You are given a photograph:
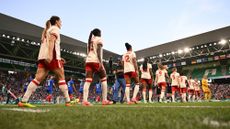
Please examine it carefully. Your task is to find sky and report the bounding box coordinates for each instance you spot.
[0,0,230,54]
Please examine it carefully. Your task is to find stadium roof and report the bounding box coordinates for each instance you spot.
[136,26,230,58]
[0,13,119,59]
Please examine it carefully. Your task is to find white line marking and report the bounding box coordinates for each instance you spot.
[1,108,50,113]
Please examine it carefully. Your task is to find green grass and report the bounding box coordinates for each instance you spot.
[0,102,230,129]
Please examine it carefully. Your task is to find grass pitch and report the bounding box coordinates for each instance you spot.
[0,102,229,129]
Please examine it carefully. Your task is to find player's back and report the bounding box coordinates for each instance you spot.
[170,72,180,86]
[140,63,152,79]
[86,36,103,63]
[179,76,187,88]
[188,79,195,89]
[122,51,136,73]
[156,69,167,83]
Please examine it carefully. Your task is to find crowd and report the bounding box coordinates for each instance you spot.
[210,83,230,100]
[0,70,229,104]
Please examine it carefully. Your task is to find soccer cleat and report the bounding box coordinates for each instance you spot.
[65,102,72,107]
[131,98,138,104]
[143,100,147,104]
[102,100,113,105]
[82,101,92,106]
[18,102,36,108]
[127,101,134,105]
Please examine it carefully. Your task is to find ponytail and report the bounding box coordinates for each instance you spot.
[41,20,51,43]
[143,58,148,71]
[87,31,93,54]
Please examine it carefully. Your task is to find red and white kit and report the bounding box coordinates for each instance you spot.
[37,26,63,70]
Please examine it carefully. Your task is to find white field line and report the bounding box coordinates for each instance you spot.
[1,108,50,113]
[97,105,230,108]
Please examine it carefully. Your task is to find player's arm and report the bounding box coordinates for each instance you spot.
[154,74,158,86]
[46,33,56,63]
[132,58,139,75]
[150,68,154,82]
[97,44,103,65]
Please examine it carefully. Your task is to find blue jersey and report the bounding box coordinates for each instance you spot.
[96,83,102,94]
[47,79,54,94]
[23,82,29,92]
[68,80,74,94]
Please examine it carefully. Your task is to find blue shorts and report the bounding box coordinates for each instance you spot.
[96,91,102,94]
[47,89,53,94]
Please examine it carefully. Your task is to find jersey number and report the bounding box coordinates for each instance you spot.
[125,55,131,62]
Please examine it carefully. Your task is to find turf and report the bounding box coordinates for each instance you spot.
[0,102,229,129]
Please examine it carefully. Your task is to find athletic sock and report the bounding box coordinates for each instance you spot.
[149,90,153,102]
[101,80,108,101]
[59,80,70,102]
[83,81,91,102]
[22,79,39,102]
[132,84,139,99]
[142,90,146,102]
[125,86,130,102]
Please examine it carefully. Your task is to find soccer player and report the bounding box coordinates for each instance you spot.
[82,28,112,106]
[67,77,77,101]
[18,16,71,107]
[122,43,140,104]
[194,78,201,101]
[155,64,169,102]
[179,73,188,102]
[140,58,153,103]
[45,75,55,103]
[188,76,195,102]
[95,82,102,102]
[202,75,211,101]
[170,67,180,102]
[112,58,126,104]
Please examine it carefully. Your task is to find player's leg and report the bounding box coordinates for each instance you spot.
[112,79,120,103]
[19,67,48,107]
[124,74,132,104]
[171,86,176,102]
[120,78,126,103]
[81,63,94,106]
[99,66,112,105]
[141,80,147,103]
[131,73,140,103]
[148,80,153,103]
[159,83,166,102]
[52,67,71,106]
[182,88,187,102]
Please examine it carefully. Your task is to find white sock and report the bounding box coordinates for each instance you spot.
[22,79,39,102]
[188,94,191,102]
[160,91,165,100]
[59,80,70,102]
[149,90,153,102]
[142,91,146,102]
[183,93,187,102]
[125,87,130,102]
[101,81,108,101]
[172,94,175,102]
[83,81,91,102]
[132,84,139,99]
[192,95,195,102]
